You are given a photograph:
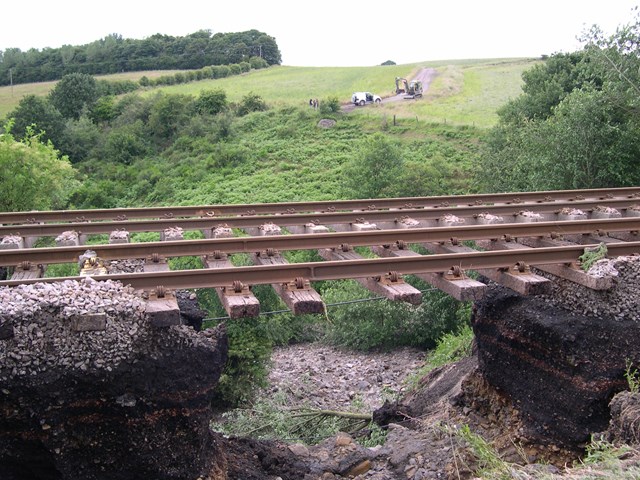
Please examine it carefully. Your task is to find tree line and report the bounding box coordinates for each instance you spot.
[0,29,281,86]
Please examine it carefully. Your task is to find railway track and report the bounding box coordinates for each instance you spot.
[1,187,639,318]
[0,197,638,238]
[1,186,639,225]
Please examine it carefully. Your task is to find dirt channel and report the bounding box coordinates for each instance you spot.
[341,67,437,112]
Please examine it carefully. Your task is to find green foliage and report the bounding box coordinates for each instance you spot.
[49,73,99,120]
[249,56,269,69]
[61,115,101,162]
[0,30,281,88]
[101,123,148,165]
[425,324,474,369]
[146,92,193,142]
[44,262,79,278]
[340,133,405,199]
[319,96,341,114]
[0,124,79,211]
[236,92,268,116]
[407,324,474,389]
[130,231,161,242]
[211,316,273,408]
[8,94,66,147]
[455,424,514,479]
[579,242,607,272]
[479,16,640,192]
[258,313,322,346]
[625,359,640,394]
[194,89,227,115]
[321,279,470,351]
[581,434,634,467]
[91,95,118,123]
[95,79,139,96]
[211,390,361,444]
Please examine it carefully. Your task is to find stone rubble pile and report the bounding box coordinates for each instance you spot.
[535,255,640,321]
[107,258,146,273]
[0,278,146,381]
[1,235,22,246]
[54,230,79,243]
[266,343,425,412]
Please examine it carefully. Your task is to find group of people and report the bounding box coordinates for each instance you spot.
[309,98,319,109]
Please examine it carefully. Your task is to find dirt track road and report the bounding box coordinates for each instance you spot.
[341,67,437,112]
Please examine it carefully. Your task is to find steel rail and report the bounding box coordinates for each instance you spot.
[1,198,638,238]
[2,187,640,224]
[2,242,639,290]
[1,217,639,267]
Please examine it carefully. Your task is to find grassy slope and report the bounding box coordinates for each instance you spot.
[0,58,536,126]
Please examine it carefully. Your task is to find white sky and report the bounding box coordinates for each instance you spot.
[1,1,637,67]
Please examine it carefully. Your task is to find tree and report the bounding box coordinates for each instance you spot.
[49,73,99,120]
[478,12,640,192]
[146,92,192,143]
[341,133,405,199]
[255,34,282,65]
[0,122,78,211]
[194,89,227,116]
[8,94,66,147]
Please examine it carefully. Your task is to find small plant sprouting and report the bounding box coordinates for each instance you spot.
[625,359,640,394]
[579,242,608,272]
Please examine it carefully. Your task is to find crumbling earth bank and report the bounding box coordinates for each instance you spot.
[0,280,228,480]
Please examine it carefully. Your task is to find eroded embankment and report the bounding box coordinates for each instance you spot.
[0,279,228,480]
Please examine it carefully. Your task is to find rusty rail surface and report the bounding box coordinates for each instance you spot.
[1,187,639,225]
[0,198,638,238]
[1,241,638,290]
[1,217,639,267]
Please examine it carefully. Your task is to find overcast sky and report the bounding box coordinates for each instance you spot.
[1,1,637,66]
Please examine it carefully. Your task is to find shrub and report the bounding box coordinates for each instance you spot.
[210,316,273,408]
[321,279,470,351]
[320,96,341,114]
[249,56,268,69]
[194,89,227,115]
[236,92,268,116]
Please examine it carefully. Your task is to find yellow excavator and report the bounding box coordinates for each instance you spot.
[395,77,423,99]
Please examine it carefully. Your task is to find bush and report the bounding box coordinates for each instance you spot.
[321,279,470,351]
[194,89,227,115]
[213,65,231,78]
[249,56,269,69]
[102,125,147,165]
[320,96,341,114]
[236,92,268,116]
[211,316,273,408]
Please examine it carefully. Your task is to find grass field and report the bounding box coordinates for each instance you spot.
[0,58,538,127]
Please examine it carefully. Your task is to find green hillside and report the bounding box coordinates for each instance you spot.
[0,58,536,126]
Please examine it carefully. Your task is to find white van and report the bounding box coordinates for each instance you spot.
[351,92,382,106]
